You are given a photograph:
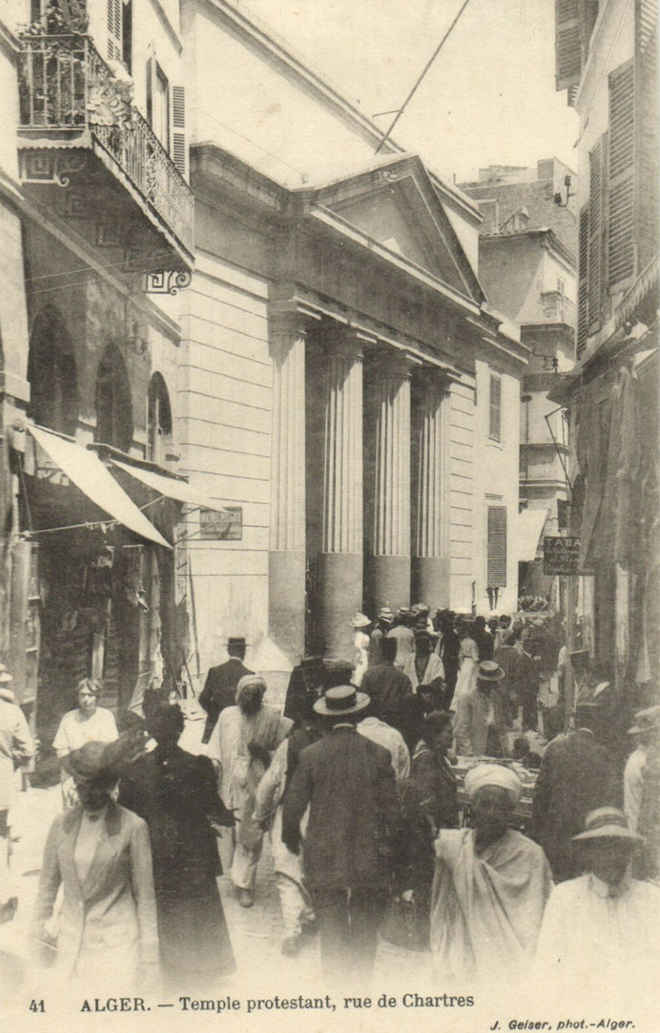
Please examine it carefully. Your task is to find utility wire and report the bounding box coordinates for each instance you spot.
[375,0,473,154]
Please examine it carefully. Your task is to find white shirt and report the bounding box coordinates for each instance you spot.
[74,809,106,882]
[536,871,660,979]
[357,716,410,783]
[52,707,118,756]
[624,745,647,833]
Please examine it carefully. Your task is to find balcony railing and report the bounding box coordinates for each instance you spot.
[18,35,193,256]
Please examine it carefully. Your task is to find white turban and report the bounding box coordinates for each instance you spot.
[235,674,267,703]
[464,763,522,806]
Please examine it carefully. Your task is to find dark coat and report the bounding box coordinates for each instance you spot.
[531,729,620,882]
[199,658,252,743]
[360,662,413,727]
[119,746,235,982]
[282,726,400,892]
[410,743,459,833]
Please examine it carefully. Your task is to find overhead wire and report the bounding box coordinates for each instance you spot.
[375,0,473,154]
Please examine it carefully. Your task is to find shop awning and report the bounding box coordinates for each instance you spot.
[28,426,171,549]
[516,508,548,562]
[111,459,224,511]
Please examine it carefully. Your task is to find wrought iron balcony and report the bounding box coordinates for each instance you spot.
[18,34,193,261]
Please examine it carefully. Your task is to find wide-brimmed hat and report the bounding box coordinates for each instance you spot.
[63,739,129,782]
[0,664,13,684]
[351,612,371,629]
[377,606,394,623]
[314,684,370,716]
[477,660,505,682]
[572,807,642,843]
[396,607,414,620]
[628,704,660,735]
[412,603,430,615]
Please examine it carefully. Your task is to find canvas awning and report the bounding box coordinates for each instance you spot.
[516,508,548,562]
[28,425,171,548]
[111,459,224,511]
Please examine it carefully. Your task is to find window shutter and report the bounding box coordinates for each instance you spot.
[146,57,154,128]
[107,0,122,61]
[555,0,581,90]
[489,374,502,441]
[635,0,658,271]
[171,85,186,177]
[577,204,590,357]
[608,60,635,287]
[587,138,605,329]
[487,506,507,588]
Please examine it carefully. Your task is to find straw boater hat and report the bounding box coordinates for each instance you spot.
[351,613,371,629]
[572,807,642,843]
[377,606,394,624]
[476,660,505,682]
[627,704,660,735]
[313,684,370,717]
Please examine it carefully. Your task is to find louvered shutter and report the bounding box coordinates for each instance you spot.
[635,0,658,271]
[489,374,502,441]
[577,204,589,357]
[588,139,605,329]
[487,506,507,588]
[555,0,581,90]
[107,0,122,61]
[608,60,635,286]
[146,57,154,128]
[171,85,186,176]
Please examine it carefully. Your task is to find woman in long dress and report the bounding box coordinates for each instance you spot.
[119,697,236,990]
[32,739,159,989]
[52,679,118,808]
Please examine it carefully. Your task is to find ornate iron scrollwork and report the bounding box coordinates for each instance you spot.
[143,270,192,295]
[20,150,87,187]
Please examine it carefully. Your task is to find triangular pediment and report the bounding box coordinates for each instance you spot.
[312,155,484,304]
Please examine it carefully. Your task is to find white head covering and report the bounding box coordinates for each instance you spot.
[464,763,522,807]
[235,674,267,703]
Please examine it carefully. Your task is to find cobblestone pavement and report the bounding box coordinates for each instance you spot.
[0,783,434,1004]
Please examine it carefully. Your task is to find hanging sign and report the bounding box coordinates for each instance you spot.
[543,536,580,575]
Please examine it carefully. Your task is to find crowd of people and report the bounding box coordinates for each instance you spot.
[1,602,659,994]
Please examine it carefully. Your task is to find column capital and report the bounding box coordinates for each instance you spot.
[322,322,365,362]
[369,349,422,381]
[412,363,452,399]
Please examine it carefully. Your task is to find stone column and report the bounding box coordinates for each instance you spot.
[411,372,450,608]
[366,352,418,615]
[268,313,307,665]
[318,330,364,660]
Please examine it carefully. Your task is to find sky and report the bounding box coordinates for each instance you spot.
[239,0,579,184]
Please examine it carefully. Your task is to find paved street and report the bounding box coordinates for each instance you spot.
[0,781,433,1006]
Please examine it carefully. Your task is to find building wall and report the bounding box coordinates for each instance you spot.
[478,235,576,326]
[473,359,521,614]
[176,245,271,679]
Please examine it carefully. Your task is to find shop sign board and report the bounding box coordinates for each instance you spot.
[543,536,580,575]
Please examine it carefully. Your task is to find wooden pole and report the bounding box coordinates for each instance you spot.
[564,573,577,731]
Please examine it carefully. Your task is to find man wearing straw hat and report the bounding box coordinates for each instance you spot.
[282,684,400,984]
[535,807,660,979]
[624,704,660,834]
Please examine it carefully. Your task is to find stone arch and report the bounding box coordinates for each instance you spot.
[27,305,78,435]
[147,371,173,464]
[95,343,133,452]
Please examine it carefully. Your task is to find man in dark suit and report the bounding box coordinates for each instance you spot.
[282,684,400,984]
[360,636,413,733]
[434,610,460,708]
[531,701,619,881]
[283,654,325,724]
[199,637,252,743]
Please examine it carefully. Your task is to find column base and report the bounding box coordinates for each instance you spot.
[366,554,411,618]
[269,550,306,667]
[411,556,450,610]
[318,551,363,661]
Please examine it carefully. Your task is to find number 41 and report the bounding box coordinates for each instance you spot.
[29,1000,45,1013]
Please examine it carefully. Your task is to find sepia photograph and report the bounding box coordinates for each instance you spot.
[0,0,658,1030]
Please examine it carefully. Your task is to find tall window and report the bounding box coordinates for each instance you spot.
[107,0,132,70]
[147,373,173,465]
[28,306,78,436]
[489,373,502,441]
[147,61,170,150]
[95,344,133,452]
[487,505,507,589]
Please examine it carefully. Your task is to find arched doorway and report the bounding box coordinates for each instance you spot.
[147,371,173,465]
[27,305,78,434]
[95,343,133,452]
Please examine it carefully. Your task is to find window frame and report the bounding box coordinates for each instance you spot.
[488,372,502,442]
